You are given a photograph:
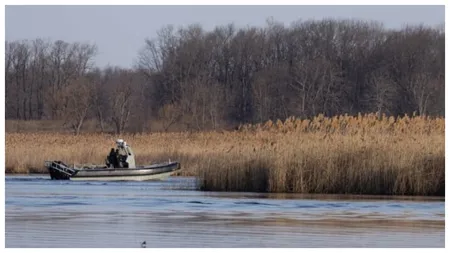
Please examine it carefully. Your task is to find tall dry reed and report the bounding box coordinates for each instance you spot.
[5,113,445,196]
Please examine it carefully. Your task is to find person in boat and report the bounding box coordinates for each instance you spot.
[117,140,129,168]
[106,139,136,169]
[122,141,136,168]
[106,148,118,168]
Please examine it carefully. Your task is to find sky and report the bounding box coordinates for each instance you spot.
[5,5,445,69]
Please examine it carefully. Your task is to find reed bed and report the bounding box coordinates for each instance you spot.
[5,113,445,196]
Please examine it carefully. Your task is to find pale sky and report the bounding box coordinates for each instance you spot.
[5,5,445,68]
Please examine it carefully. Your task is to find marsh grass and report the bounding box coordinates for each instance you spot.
[5,113,445,196]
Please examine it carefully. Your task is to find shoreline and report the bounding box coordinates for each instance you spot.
[5,173,445,200]
[6,115,445,196]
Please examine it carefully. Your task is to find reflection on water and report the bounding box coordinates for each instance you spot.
[5,175,445,248]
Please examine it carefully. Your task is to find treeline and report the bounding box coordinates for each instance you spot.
[5,18,445,134]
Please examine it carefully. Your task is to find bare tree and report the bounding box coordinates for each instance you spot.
[46,40,97,119]
[87,68,108,133]
[59,77,93,135]
[364,71,397,117]
[107,69,135,135]
[5,41,18,119]
[252,65,291,122]
[4,18,446,134]
[29,39,51,119]
[158,103,182,132]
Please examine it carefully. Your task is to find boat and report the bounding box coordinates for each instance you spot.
[44,139,181,181]
[45,160,181,181]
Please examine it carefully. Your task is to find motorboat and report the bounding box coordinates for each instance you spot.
[45,139,181,181]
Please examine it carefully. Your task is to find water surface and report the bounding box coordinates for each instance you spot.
[5,175,445,248]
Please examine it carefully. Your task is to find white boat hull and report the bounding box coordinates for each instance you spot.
[70,170,175,181]
[45,160,181,181]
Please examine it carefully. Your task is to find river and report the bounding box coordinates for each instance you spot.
[5,175,445,248]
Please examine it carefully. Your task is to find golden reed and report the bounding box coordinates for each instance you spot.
[5,113,445,196]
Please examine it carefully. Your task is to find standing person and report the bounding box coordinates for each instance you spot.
[115,139,128,168]
[123,141,136,168]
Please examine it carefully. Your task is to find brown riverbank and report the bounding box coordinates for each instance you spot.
[5,114,445,196]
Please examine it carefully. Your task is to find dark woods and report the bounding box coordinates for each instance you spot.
[5,19,445,134]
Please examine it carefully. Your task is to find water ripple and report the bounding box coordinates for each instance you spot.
[5,175,445,248]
